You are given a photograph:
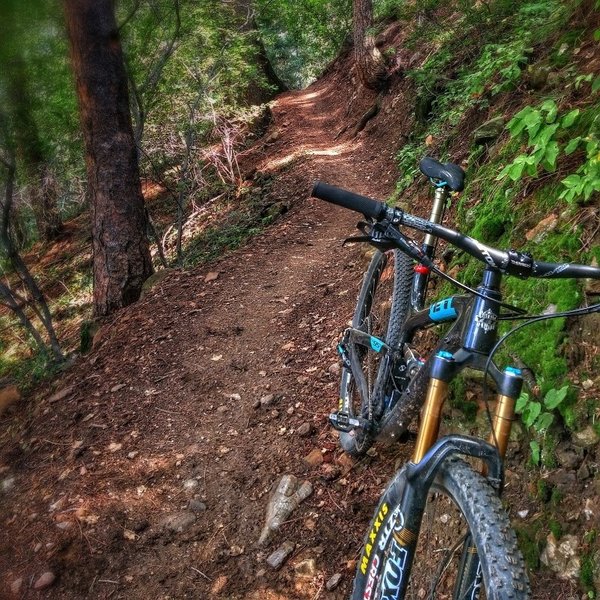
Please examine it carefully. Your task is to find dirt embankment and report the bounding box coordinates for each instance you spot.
[0,23,595,600]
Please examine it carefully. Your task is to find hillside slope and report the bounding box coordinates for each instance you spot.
[2,3,600,599]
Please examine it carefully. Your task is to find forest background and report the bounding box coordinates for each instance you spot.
[0,0,599,597]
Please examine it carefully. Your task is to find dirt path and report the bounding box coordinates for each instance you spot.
[1,59,412,600]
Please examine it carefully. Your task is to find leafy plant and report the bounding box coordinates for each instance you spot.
[516,385,570,463]
[498,101,577,180]
[498,98,600,203]
[516,385,569,433]
[559,113,600,203]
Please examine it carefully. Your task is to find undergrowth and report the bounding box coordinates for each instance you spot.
[389,0,599,474]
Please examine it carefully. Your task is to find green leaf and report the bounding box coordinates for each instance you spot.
[523,401,541,427]
[532,123,559,147]
[515,392,529,413]
[542,141,559,171]
[524,111,543,140]
[594,28,600,42]
[564,137,582,154]
[593,76,600,94]
[530,440,540,465]
[532,146,546,162]
[541,99,558,124]
[509,161,527,181]
[562,174,582,188]
[544,385,569,409]
[526,157,538,176]
[535,412,554,432]
[561,109,580,128]
[507,107,533,137]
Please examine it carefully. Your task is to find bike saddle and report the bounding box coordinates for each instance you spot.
[419,157,465,192]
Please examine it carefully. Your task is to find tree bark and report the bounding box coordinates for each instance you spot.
[353,0,387,90]
[64,0,153,317]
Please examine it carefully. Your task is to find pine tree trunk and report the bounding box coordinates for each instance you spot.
[353,0,387,90]
[64,0,153,317]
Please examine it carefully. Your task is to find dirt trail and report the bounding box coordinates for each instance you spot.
[1,60,411,599]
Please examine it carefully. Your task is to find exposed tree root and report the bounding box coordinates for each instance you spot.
[352,91,384,137]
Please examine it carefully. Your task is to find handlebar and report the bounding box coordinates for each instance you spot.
[311,181,387,221]
[311,180,600,281]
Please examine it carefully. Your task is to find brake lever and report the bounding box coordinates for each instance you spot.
[342,220,382,246]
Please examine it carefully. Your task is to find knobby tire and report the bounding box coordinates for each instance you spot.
[351,458,530,600]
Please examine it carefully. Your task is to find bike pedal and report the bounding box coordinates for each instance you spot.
[329,411,365,433]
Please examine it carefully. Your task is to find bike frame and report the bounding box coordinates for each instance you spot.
[355,265,524,599]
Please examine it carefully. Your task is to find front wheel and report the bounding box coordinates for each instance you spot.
[351,458,530,600]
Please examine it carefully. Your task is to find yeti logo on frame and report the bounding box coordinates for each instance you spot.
[475,308,497,333]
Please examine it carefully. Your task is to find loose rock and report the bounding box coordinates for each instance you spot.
[582,379,594,391]
[34,571,56,590]
[540,533,580,581]
[473,116,506,144]
[183,478,199,491]
[573,426,600,449]
[267,541,295,569]
[326,573,343,591]
[188,499,207,513]
[297,422,312,437]
[48,386,72,403]
[10,578,23,595]
[260,394,276,407]
[1,476,15,494]
[525,214,558,242]
[258,474,313,545]
[304,448,324,467]
[577,462,591,481]
[162,511,196,533]
[327,363,340,375]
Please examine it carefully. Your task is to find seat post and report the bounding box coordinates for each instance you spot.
[425,185,450,247]
[410,185,450,311]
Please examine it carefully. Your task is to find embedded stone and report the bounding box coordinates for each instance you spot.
[294,558,316,578]
[326,573,343,591]
[162,511,196,533]
[267,541,295,570]
[33,571,56,590]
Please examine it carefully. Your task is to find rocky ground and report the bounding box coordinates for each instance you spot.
[1,36,599,600]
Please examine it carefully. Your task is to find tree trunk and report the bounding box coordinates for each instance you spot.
[232,0,287,105]
[353,0,387,90]
[64,0,153,317]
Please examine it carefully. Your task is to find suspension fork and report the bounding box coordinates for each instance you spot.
[455,367,523,599]
[411,352,523,599]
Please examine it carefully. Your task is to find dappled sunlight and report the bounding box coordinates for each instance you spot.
[261,141,360,172]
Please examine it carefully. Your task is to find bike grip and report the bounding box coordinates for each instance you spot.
[312,181,387,220]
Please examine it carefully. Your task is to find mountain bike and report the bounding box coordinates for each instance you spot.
[311,158,600,599]
[328,157,464,458]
